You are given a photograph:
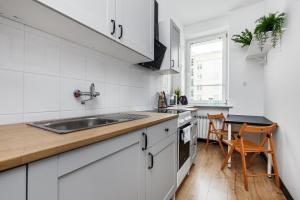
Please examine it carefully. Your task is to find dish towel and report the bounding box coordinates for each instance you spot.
[182,125,192,144]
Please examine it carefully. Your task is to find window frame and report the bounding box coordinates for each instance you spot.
[185,32,228,105]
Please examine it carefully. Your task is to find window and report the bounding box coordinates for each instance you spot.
[186,33,228,104]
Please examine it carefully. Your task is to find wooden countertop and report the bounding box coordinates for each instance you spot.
[0,112,178,172]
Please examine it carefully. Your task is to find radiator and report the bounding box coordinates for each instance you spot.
[197,116,222,140]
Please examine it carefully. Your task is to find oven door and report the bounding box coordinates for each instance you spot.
[178,123,192,170]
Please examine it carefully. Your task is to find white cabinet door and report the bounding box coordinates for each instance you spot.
[36,0,116,38]
[28,130,146,200]
[145,133,177,200]
[170,21,180,73]
[116,0,153,58]
[0,166,26,200]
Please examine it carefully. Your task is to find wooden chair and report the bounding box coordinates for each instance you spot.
[221,123,279,191]
[205,113,228,157]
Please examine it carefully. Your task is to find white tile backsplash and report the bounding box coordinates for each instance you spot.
[25,27,60,76]
[61,40,86,79]
[0,69,23,114]
[0,21,24,71]
[24,73,60,113]
[0,15,162,125]
[24,111,60,123]
[104,83,120,108]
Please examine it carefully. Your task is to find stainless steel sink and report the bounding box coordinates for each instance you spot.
[28,113,149,134]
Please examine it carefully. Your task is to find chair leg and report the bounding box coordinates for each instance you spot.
[248,153,258,169]
[205,131,211,151]
[217,135,227,157]
[240,151,249,191]
[269,137,280,188]
[221,145,234,170]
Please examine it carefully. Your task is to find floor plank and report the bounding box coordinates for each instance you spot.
[176,142,285,200]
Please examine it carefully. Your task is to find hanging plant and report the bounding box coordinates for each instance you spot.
[254,12,286,48]
[231,29,253,47]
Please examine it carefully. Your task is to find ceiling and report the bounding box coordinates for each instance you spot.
[157,0,263,26]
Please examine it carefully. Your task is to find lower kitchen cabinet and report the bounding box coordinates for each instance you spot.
[27,130,146,200]
[0,166,27,200]
[145,133,177,200]
[18,119,177,200]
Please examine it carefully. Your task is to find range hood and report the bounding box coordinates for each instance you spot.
[139,1,166,70]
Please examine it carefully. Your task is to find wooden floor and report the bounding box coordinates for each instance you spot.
[176,142,285,200]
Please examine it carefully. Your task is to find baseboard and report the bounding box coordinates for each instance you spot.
[259,153,294,200]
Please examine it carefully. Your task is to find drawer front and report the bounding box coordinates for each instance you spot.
[146,119,177,148]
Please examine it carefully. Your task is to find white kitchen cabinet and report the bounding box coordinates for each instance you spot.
[27,130,146,200]
[0,166,27,200]
[116,0,154,58]
[159,18,181,74]
[145,133,177,200]
[36,0,116,39]
[0,0,154,63]
[25,119,178,200]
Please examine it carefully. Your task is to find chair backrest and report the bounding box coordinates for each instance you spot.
[207,113,226,131]
[239,123,277,137]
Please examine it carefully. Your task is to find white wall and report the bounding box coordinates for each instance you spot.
[228,2,265,115]
[0,16,165,125]
[264,0,300,199]
[183,2,265,115]
[184,16,229,40]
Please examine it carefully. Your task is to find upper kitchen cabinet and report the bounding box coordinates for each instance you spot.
[159,18,181,74]
[36,0,116,39]
[0,0,154,63]
[116,0,154,59]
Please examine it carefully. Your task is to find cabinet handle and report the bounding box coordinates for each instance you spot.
[111,20,116,35]
[171,60,174,67]
[148,153,154,169]
[142,132,148,151]
[118,24,123,39]
[165,128,169,132]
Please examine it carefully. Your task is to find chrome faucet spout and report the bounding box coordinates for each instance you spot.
[73,83,100,104]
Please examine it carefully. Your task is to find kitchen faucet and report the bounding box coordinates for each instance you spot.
[73,83,100,104]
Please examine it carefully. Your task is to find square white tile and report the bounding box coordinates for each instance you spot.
[0,69,23,114]
[25,27,60,76]
[86,51,106,82]
[104,83,119,108]
[24,73,60,113]
[104,59,120,84]
[119,85,132,107]
[0,22,24,71]
[61,40,86,79]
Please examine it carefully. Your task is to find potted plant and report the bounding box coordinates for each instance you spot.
[174,87,181,104]
[254,12,286,48]
[231,29,253,47]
